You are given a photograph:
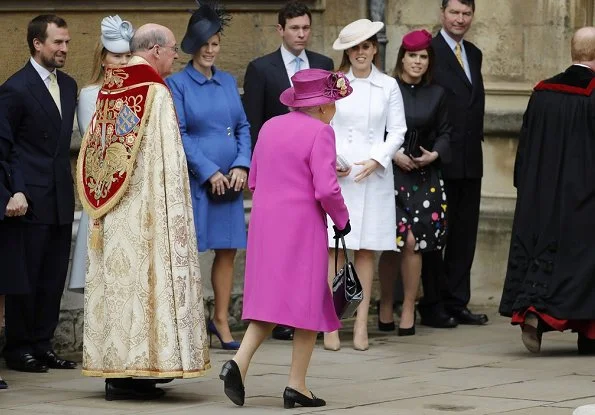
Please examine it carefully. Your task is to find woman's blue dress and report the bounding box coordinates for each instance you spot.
[167,63,251,252]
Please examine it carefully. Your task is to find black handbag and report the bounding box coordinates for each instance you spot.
[332,234,363,319]
[403,129,421,158]
[205,173,243,203]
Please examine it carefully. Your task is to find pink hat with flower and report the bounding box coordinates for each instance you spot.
[402,29,433,51]
[279,69,353,108]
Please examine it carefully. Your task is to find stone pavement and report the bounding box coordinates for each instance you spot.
[1,309,594,415]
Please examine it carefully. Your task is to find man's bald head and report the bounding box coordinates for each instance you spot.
[571,27,595,65]
[130,23,178,77]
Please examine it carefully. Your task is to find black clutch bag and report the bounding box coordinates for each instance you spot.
[403,129,421,158]
[205,173,243,203]
[332,234,363,319]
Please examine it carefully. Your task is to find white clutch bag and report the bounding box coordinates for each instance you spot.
[336,154,351,171]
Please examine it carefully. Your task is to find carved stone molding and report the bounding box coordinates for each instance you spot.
[0,0,326,12]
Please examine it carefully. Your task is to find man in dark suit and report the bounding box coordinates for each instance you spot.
[242,1,333,340]
[0,14,78,372]
[419,0,488,327]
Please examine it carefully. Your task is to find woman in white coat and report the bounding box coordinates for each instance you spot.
[68,16,133,292]
[325,19,407,351]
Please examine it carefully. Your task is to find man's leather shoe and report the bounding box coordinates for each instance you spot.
[35,350,77,369]
[272,325,294,341]
[419,311,458,328]
[6,353,48,373]
[577,334,595,355]
[451,308,489,325]
[105,379,165,401]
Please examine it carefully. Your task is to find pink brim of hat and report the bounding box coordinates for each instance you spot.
[279,88,338,108]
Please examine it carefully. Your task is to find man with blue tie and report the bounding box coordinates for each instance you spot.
[242,1,334,341]
[0,14,78,372]
[418,0,488,328]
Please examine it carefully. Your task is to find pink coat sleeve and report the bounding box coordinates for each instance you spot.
[309,124,349,229]
[248,146,257,192]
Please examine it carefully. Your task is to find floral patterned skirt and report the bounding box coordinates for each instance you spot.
[394,164,447,253]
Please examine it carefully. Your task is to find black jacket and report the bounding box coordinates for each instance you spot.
[431,33,485,179]
[0,61,77,225]
[242,48,334,150]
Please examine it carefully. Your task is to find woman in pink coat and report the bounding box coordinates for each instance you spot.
[219,69,352,409]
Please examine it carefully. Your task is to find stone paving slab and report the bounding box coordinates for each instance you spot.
[0,310,593,414]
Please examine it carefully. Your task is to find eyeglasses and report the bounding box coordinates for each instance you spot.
[149,44,179,53]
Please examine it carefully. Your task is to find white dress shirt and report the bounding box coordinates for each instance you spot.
[280,44,310,85]
[440,28,472,83]
[30,57,58,89]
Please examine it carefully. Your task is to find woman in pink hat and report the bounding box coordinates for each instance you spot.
[378,29,452,336]
[219,69,352,409]
[325,19,407,352]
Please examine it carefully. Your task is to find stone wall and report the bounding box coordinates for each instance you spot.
[1,0,594,352]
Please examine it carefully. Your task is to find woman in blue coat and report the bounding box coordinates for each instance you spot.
[167,4,251,350]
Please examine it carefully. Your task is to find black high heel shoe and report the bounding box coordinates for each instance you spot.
[398,325,415,336]
[219,360,245,406]
[376,300,396,331]
[283,386,326,409]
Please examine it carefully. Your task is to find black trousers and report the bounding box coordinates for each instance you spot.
[4,223,72,358]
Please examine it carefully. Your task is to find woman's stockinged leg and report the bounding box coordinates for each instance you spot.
[233,321,276,382]
[324,249,343,351]
[353,249,375,350]
[287,328,318,396]
[400,231,421,330]
[212,249,237,343]
[378,251,399,324]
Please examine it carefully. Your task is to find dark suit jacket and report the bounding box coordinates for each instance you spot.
[0,61,77,224]
[431,33,485,179]
[242,48,334,149]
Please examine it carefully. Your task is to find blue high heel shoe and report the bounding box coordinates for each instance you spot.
[208,320,240,350]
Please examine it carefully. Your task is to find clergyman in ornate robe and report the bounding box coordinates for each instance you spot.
[77,56,210,379]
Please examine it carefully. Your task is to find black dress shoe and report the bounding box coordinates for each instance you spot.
[398,325,415,336]
[35,350,77,369]
[105,379,165,401]
[0,378,7,389]
[451,308,489,325]
[419,311,458,328]
[6,353,48,373]
[283,386,326,409]
[220,360,245,406]
[577,334,595,355]
[272,325,294,341]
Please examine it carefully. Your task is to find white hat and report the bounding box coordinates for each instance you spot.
[100,15,134,54]
[332,19,384,50]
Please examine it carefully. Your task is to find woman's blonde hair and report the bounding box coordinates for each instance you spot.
[87,39,109,86]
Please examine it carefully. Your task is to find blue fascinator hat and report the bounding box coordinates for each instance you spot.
[100,15,134,54]
[181,1,231,55]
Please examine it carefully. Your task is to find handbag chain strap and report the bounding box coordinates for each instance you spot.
[334,234,350,275]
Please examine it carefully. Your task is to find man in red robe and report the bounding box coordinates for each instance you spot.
[499,27,595,355]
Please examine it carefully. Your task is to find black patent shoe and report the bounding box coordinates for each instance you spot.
[578,334,595,355]
[451,308,489,325]
[419,311,458,328]
[34,350,77,369]
[5,353,48,373]
[105,379,165,401]
[283,387,326,409]
[220,360,245,406]
[272,325,294,341]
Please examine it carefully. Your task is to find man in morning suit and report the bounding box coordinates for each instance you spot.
[419,0,488,327]
[242,1,334,341]
[0,14,78,372]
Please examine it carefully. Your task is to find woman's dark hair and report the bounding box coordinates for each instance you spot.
[337,35,380,73]
[392,44,434,85]
[27,14,67,55]
[278,1,312,28]
[441,0,475,12]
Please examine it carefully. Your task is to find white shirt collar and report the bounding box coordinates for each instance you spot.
[440,28,465,51]
[346,64,384,87]
[573,63,592,70]
[30,57,57,85]
[280,44,308,67]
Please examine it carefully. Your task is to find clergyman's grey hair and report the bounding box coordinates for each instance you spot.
[129,29,168,53]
